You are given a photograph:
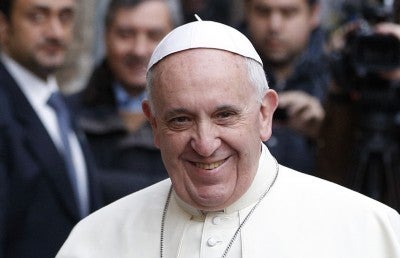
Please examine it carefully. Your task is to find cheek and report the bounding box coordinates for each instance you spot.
[158,130,191,158]
[288,23,311,45]
[248,19,265,37]
[107,38,128,57]
[18,30,38,47]
[63,26,74,40]
[159,132,184,150]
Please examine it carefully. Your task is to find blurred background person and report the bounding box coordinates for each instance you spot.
[240,0,330,174]
[0,0,103,257]
[72,0,178,205]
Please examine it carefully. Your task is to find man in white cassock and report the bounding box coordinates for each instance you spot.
[56,19,400,258]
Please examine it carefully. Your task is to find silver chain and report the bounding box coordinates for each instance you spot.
[160,159,279,258]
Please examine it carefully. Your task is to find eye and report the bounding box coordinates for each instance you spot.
[148,29,168,42]
[253,5,271,18]
[115,28,134,39]
[59,9,75,25]
[167,116,193,131]
[216,111,235,119]
[214,110,239,125]
[28,11,46,23]
[281,8,298,18]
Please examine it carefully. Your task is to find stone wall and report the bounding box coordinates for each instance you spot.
[58,0,97,94]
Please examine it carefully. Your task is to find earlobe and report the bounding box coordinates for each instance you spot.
[142,100,157,129]
[259,90,278,141]
[142,100,160,148]
[0,13,9,45]
[310,4,321,30]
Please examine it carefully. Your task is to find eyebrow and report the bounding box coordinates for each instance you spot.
[214,105,241,113]
[163,105,242,118]
[28,4,75,13]
[163,108,191,119]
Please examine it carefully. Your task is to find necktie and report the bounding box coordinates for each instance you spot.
[47,92,88,217]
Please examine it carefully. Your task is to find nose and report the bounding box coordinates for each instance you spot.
[190,121,221,157]
[131,33,152,58]
[268,12,283,32]
[46,18,65,39]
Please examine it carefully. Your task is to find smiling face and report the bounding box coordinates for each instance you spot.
[105,0,172,95]
[143,49,278,211]
[0,0,76,79]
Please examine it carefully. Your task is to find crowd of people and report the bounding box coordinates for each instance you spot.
[1,0,400,257]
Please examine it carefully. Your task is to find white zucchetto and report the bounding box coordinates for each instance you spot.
[147,20,262,70]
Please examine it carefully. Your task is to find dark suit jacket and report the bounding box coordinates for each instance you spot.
[0,61,103,258]
[72,59,167,205]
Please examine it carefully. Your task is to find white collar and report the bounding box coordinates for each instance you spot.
[1,53,59,106]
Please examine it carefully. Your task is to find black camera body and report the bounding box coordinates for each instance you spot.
[350,32,400,73]
[331,30,400,117]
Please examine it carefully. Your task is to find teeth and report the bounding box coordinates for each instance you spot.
[195,160,224,170]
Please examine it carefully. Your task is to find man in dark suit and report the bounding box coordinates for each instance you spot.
[0,0,102,258]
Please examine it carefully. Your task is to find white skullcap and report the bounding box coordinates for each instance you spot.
[147,20,262,70]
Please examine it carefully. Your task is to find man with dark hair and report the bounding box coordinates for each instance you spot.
[242,0,329,174]
[73,0,175,204]
[0,0,102,257]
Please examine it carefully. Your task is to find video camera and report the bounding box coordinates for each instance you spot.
[331,0,400,93]
[329,0,400,210]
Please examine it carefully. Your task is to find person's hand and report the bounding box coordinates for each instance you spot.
[325,20,360,53]
[374,22,400,39]
[277,90,325,139]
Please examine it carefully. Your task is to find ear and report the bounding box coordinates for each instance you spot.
[309,3,321,30]
[243,0,252,20]
[0,12,9,46]
[259,89,278,141]
[142,100,160,148]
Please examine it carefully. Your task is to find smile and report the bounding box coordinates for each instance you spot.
[194,159,226,170]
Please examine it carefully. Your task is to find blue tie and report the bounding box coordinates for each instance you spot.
[47,92,87,217]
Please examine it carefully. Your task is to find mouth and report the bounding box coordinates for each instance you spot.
[124,63,146,74]
[193,159,227,170]
[41,41,65,52]
[265,40,282,49]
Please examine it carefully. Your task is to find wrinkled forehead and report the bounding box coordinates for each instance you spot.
[10,0,77,15]
[156,47,245,69]
[150,48,254,102]
[150,48,250,91]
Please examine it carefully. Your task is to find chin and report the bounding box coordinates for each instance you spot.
[39,61,64,73]
[193,187,231,209]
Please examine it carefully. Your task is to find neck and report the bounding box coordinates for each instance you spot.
[119,83,145,97]
[3,50,52,82]
[273,65,294,85]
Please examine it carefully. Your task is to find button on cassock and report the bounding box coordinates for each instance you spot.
[207,237,221,247]
[212,216,222,225]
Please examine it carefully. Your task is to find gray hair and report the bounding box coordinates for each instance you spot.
[146,55,269,114]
